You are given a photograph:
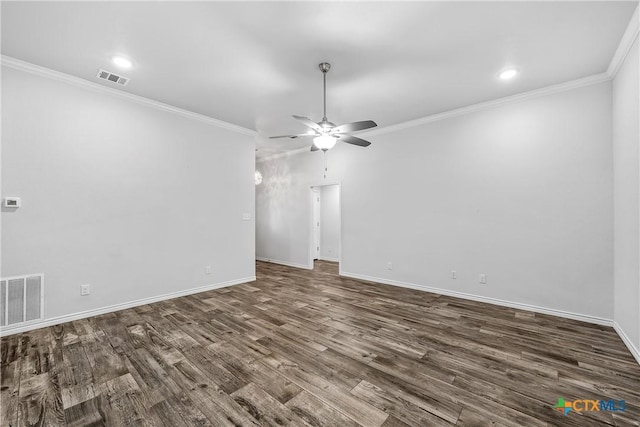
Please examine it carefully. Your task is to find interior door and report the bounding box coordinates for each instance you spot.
[312,188,321,260]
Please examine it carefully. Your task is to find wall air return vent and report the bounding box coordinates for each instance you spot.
[96,69,130,86]
[1,274,44,328]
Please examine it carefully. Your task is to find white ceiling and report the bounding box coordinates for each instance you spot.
[2,1,636,159]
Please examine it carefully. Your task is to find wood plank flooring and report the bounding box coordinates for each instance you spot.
[1,260,639,426]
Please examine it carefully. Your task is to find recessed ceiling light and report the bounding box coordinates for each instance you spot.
[111,56,133,69]
[498,68,519,80]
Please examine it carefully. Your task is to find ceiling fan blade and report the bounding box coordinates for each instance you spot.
[337,134,371,147]
[269,134,309,139]
[292,115,322,131]
[331,120,377,134]
[310,144,319,152]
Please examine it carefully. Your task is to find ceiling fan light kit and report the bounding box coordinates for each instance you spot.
[313,134,337,150]
[270,62,377,152]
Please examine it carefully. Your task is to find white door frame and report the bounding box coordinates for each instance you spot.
[308,182,342,272]
[312,188,321,261]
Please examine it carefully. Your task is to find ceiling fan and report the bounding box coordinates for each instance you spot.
[270,62,377,152]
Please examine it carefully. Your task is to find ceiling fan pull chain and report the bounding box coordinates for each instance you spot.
[324,151,328,179]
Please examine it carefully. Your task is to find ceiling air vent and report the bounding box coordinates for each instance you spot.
[96,69,129,86]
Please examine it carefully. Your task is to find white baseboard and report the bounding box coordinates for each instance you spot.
[339,271,614,327]
[613,321,640,366]
[319,257,339,263]
[0,276,256,337]
[256,257,312,270]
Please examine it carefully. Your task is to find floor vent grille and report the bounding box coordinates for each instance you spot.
[0,274,44,327]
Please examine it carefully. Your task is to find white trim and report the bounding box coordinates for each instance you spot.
[359,73,611,138]
[337,184,343,277]
[319,257,339,263]
[607,5,640,78]
[309,182,343,272]
[310,187,321,268]
[257,147,309,163]
[1,55,257,137]
[0,276,256,337]
[255,257,312,270]
[340,271,614,327]
[613,321,640,366]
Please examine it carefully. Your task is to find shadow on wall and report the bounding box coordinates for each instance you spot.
[256,160,299,256]
[257,160,291,207]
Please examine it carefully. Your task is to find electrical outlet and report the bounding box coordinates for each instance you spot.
[205,265,212,275]
[451,270,457,279]
[81,284,90,296]
[387,262,393,270]
[479,274,487,284]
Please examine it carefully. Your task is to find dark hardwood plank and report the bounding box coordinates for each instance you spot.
[259,353,388,426]
[285,391,361,427]
[230,382,310,426]
[1,360,22,426]
[166,358,261,426]
[350,379,459,425]
[63,396,106,427]
[96,373,146,427]
[455,407,509,427]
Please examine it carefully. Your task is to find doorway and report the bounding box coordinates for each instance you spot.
[309,184,341,270]
[312,188,321,261]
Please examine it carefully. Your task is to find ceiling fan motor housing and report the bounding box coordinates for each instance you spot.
[319,120,336,130]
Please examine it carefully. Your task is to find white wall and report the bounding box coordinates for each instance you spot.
[1,65,256,330]
[257,82,613,320]
[613,35,640,355]
[319,185,340,262]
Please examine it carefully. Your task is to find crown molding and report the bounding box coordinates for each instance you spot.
[359,72,611,138]
[256,146,310,163]
[1,55,257,137]
[607,5,639,78]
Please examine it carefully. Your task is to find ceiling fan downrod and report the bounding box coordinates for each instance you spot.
[319,62,331,123]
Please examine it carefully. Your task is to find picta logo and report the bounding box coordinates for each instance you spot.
[554,398,626,415]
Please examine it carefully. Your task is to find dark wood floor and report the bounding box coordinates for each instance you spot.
[1,261,639,426]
